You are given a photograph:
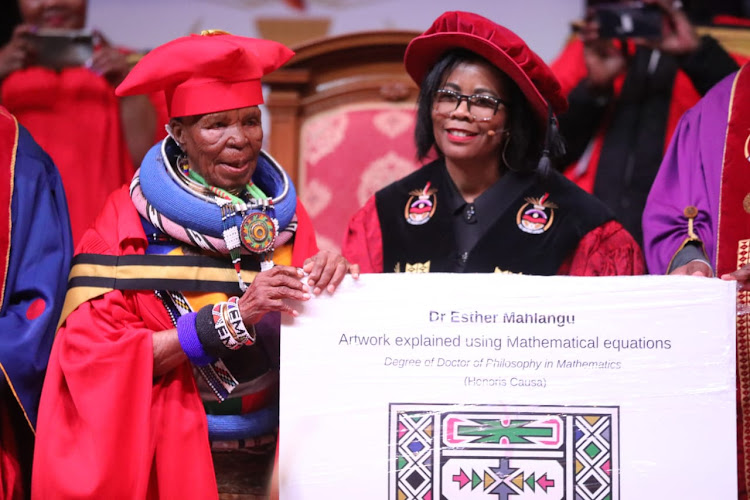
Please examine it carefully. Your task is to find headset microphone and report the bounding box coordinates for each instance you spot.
[487,129,508,137]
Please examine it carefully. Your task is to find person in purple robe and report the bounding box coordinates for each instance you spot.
[643,67,749,283]
[642,61,750,499]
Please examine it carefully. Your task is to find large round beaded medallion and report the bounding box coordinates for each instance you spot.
[240,212,277,253]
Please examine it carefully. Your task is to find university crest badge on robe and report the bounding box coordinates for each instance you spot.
[404,182,437,225]
[516,193,556,234]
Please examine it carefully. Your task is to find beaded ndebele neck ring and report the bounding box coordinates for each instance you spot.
[136,137,298,290]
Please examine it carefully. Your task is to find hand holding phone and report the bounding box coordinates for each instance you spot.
[0,25,36,80]
[591,0,700,55]
[87,32,132,88]
[593,2,663,39]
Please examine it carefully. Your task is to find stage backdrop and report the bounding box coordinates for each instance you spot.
[280,274,737,499]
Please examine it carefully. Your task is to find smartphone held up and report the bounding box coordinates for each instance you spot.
[592,2,664,39]
[25,28,94,71]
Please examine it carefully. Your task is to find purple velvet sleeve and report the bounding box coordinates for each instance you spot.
[642,71,735,274]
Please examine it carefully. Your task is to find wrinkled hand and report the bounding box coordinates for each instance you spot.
[643,0,700,56]
[670,260,713,277]
[303,250,360,295]
[89,31,130,87]
[0,25,35,81]
[722,264,750,291]
[237,265,310,325]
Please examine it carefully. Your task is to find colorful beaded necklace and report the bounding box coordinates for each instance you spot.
[182,164,278,291]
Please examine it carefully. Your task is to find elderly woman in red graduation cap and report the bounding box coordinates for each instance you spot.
[344,11,644,276]
[32,31,358,498]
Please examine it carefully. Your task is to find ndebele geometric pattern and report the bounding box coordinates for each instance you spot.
[389,404,619,500]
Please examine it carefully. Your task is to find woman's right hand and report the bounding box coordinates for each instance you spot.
[0,25,35,81]
[237,265,311,325]
[578,14,627,91]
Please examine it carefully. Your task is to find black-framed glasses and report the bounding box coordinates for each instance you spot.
[433,89,507,122]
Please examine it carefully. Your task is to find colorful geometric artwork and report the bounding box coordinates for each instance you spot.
[389,404,619,500]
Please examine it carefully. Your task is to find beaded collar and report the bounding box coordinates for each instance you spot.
[135,138,298,289]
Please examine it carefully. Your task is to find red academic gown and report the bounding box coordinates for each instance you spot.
[344,196,644,276]
[31,187,317,499]
[1,66,167,245]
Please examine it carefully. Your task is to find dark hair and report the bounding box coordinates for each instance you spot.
[414,48,565,176]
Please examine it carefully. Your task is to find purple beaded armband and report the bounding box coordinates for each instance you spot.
[177,312,217,366]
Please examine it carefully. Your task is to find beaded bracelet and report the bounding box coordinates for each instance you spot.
[212,302,240,350]
[226,297,255,345]
[211,297,256,350]
[177,312,217,366]
[195,304,226,358]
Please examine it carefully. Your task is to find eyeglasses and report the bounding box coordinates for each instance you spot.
[433,89,507,122]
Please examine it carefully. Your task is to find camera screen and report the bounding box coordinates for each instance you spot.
[27,29,94,70]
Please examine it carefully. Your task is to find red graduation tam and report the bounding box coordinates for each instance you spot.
[116,31,294,118]
[404,11,568,128]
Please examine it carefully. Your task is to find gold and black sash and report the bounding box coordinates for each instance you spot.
[59,253,259,327]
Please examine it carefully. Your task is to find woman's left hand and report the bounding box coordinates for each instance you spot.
[303,250,360,295]
[642,0,700,56]
[89,31,130,87]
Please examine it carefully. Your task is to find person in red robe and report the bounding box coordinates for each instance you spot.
[0,0,167,245]
[31,31,358,499]
[550,0,744,246]
[343,11,644,276]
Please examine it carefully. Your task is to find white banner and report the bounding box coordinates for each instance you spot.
[280,274,737,499]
